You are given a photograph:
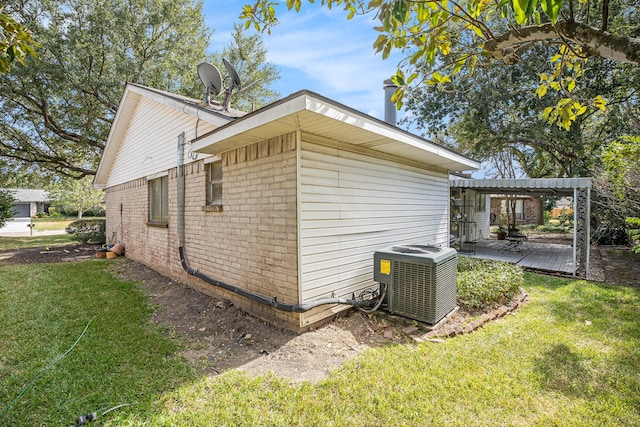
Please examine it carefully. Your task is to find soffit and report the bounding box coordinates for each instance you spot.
[191,91,479,172]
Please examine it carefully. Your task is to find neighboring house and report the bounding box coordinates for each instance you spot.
[489,194,544,227]
[550,196,573,219]
[1,188,49,218]
[94,83,479,331]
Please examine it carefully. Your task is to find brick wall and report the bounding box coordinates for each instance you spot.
[489,196,542,226]
[105,132,302,329]
[105,177,174,269]
[524,196,543,225]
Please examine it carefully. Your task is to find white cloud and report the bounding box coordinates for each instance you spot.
[203,2,407,123]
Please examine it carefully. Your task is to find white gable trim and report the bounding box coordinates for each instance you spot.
[94,83,237,189]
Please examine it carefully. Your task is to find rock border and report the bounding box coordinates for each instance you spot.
[411,289,529,342]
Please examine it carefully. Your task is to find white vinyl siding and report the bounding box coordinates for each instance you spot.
[299,142,450,302]
[106,97,216,188]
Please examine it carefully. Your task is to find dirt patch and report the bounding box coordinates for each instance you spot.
[0,243,98,265]
[524,230,574,245]
[107,259,408,383]
[106,260,533,382]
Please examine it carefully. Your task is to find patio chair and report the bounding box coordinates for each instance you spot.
[502,231,528,253]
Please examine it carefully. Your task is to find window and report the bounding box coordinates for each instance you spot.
[206,161,222,206]
[476,193,486,212]
[148,176,168,223]
[515,199,525,221]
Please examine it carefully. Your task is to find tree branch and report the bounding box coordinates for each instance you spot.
[485,21,640,65]
[602,0,609,32]
[9,85,105,150]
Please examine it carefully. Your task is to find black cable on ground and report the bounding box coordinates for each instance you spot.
[0,318,95,419]
[356,283,387,313]
[73,404,131,426]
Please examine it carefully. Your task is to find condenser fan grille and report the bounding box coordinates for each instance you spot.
[376,249,457,324]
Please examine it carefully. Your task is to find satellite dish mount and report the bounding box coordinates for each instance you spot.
[198,59,260,112]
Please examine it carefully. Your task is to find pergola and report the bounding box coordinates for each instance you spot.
[450,178,592,278]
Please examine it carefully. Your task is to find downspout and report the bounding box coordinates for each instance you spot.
[175,134,375,313]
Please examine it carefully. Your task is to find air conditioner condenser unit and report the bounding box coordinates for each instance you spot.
[374,245,457,324]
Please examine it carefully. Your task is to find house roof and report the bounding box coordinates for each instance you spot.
[1,188,49,202]
[94,83,246,188]
[450,177,592,196]
[191,90,480,172]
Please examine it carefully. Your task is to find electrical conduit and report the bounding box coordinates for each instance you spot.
[176,133,374,313]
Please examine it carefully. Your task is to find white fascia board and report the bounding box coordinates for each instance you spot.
[191,95,308,152]
[303,94,479,170]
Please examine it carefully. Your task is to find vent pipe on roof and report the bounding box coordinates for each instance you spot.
[383,79,398,126]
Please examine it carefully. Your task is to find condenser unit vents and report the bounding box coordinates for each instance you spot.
[374,245,457,324]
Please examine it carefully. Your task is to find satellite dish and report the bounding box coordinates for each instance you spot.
[222,58,242,111]
[223,58,242,91]
[219,58,261,111]
[197,62,222,105]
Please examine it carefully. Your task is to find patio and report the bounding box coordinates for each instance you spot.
[450,177,592,278]
[460,239,574,275]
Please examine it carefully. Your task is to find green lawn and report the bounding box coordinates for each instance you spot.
[31,217,76,231]
[0,234,76,250]
[1,260,638,426]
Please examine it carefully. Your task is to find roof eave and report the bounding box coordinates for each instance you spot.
[192,91,479,172]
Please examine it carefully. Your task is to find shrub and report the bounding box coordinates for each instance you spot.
[592,225,630,245]
[49,212,63,218]
[456,256,524,311]
[65,219,106,244]
[628,218,640,253]
[535,223,571,233]
[558,212,574,227]
[625,218,640,229]
[0,189,16,228]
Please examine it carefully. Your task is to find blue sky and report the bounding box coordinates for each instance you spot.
[199,2,488,178]
[202,2,409,126]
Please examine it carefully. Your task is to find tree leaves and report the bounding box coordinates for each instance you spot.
[426,71,451,85]
[0,0,212,177]
[511,0,530,25]
[240,0,639,132]
[0,9,40,73]
[392,0,408,21]
[540,0,563,23]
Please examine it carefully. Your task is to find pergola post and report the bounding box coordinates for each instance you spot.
[574,187,591,278]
